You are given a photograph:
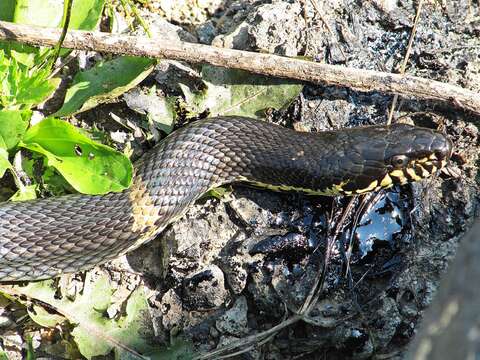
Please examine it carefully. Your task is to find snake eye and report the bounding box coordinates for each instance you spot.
[390,155,409,168]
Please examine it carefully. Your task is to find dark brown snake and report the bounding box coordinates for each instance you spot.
[0,116,452,281]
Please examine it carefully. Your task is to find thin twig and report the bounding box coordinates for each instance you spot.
[48,0,73,70]
[193,315,302,360]
[0,21,479,115]
[387,0,424,124]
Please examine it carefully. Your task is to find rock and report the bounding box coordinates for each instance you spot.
[247,266,283,319]
[217,237,250,294]
[373,297,401,347]
[135,13,197,43]
[196,20,217,44]
[2,332,23,360]
[212,21,250,49]
[160,288,184,330]
[0,315,12,328]
[158,0,224,25]
[213,2,307,56]
[463,61,480,93]
[216,296,249,336]
[271,260,319,312]
[182,265,230,311]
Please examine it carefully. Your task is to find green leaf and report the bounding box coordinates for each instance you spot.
[1,0,104,67]
[14,69,60,107]
[72,286,152,358]
[205,186,233,200]
[0,42,51,68]
[12,0,104,29]
[146,82,177,134]
[181,65,303,118]
[28,303,65,328]
[14,273,179,359]
[0,109,31,149]
[20,118,132,195]
[26,335,36,360]
[70,0,105,30]
[55,56,155,117]
[0,148,12,179]
[41,165,76,196]
[12,0,64,26]
[145,337,195,360]
[0,0,15,21]
[11,67,59,107]
[10,184,37,201]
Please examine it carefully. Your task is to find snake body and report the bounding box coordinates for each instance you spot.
[0,117,452,281]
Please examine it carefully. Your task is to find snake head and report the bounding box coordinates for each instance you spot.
[341,123,452,195]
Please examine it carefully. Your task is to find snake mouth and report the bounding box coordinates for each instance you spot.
[383,154,448,187]
[343,152,450,196]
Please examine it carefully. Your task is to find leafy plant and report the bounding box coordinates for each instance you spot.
[0,0,138,199]
[180,65,303,118]
[0,49,134,197]
[0,51,60,110]
[14,272,194,359]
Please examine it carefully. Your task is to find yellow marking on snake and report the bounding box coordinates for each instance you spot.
[355,180,379,194]
[389,169,404,178]
[389,169,409,184]
[406,168,423,181]
[415,163,431,178]
[237,176,350,196]
[380,174,393,187]
[128,182,164,251]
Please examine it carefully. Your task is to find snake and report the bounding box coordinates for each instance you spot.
[0,116,452,281]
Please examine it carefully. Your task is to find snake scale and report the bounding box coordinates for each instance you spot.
[0,116,452,281]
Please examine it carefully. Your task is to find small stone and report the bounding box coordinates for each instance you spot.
[110,130,128,144]
[374,297,401,346]
[161,289,183,330]
[210,326,220,338]
[182,265,230,310]
[212,2,306,56]
[2,332,22,350]
[196,20,217,44]
[216,296,248,336]
[0,315,12,328]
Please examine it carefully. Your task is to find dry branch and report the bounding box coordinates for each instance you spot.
[1,20,480,115]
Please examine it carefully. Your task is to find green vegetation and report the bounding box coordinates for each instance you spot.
[0,0,133,198]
